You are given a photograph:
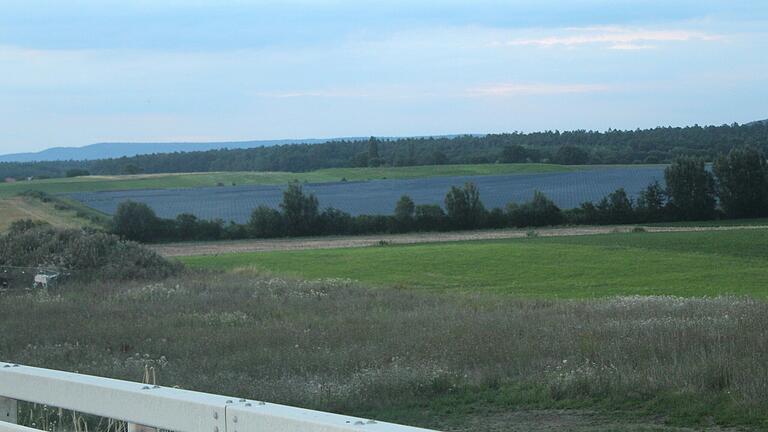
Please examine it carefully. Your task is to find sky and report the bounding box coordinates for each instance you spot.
[1,0,767,154]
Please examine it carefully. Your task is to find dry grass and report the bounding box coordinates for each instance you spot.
[0,197,94,232]
[2,272,768,430]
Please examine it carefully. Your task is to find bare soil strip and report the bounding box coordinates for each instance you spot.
[151,224,768,257]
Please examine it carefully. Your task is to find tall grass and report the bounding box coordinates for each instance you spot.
[2,273,767,430]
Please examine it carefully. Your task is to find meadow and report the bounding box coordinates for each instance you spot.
[3,273,768,431]
[181,229,768,298]
[0,163,583,198]
[4,224,768,430]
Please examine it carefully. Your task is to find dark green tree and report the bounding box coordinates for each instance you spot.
[368,137,382,167]
[414,204,447,231]
[175,213,200,239]
[393,195,416,232]
[713,146,768,218]
[636,180,667,222]
[554,145,589,165]
[65,169,90,177]
[596,188,634,224]
[445,182,485,229]
[320,208,353,235]
[664,157,716,221]
[501,145,528,163]
[432,151,448,165]
[507,191,563,227]
[249,205,285,238]
[111,201,160,242]
[122,164,142,175]
[280,182,320,236]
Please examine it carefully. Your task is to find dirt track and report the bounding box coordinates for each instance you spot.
[151,224,768,257]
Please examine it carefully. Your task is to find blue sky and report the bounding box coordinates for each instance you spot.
[1,0,767,154]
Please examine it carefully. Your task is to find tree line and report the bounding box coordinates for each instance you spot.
[3,122,767,179]
[111,146,768,243]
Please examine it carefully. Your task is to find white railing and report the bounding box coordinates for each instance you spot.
[0,362,438,432]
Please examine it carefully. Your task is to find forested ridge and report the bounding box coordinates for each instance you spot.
[2,122,767,179]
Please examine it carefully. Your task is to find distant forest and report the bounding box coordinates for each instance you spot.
[2,122,767,179]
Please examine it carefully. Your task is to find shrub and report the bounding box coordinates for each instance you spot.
[0,221,180,281]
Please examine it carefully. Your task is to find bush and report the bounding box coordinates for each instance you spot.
[0,221,180,281]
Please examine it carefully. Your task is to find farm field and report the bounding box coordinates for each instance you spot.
[0,196,99,231]
[67,165,666,221]
[3,261,768,430]
[181,228,768,298]
[153,224,768,256]
[0,163,584,198]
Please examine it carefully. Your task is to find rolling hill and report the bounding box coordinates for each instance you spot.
[0,138,357,162]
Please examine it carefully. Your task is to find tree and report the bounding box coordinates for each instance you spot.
[249,205,285,238]
[431,151,448,165]
[111,201,161,242]
[122,164,142,175]
[507,191,563,227]
[501,145,528,163]
[350,152,369,168]
[414,204,447,231]
[280,182,320,236]
[320,207,353,235]
[713,146,768,218]
[664,157,716,221]
[444,182,485,230]
[636,180,667,222]
[175,213,200,239]
[65,169,90,177]
[554,145,589,165]
[368,137,382,167]
[393,195,416,232]
[596,188,634,224]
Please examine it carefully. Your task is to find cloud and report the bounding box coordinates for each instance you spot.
[467,83,612,97]
[498,26,722,49]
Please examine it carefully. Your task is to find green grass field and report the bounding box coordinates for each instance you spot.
[0,163,585,198]
[181,228,768,298]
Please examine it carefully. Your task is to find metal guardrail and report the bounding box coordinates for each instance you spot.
[0,362,437,432]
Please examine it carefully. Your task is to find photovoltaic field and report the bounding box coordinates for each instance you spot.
[66,165,665,222]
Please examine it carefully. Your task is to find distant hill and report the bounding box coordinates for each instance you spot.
[747,119,768,126]
[0,138,360,162]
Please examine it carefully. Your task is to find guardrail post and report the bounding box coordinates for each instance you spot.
[127,424,156,432]
[0,397,17,424]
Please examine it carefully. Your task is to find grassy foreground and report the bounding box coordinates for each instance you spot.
[2,273,768,431]
[182,229,768,298]
[0,163,584,198]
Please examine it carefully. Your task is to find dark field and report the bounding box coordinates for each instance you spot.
[67,166,665,222]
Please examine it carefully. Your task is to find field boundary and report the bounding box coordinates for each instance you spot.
[152,224,768,257]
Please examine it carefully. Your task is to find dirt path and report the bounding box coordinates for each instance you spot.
[151,224,768,257]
